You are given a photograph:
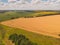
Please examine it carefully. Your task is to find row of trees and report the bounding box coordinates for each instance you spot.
[9,33,37,45]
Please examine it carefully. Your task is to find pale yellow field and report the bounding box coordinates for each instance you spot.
[1,15,60,38]
[33,12,58,16]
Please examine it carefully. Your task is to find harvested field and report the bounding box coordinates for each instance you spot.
[1,15,60,38]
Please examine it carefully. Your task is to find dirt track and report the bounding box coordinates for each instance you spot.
[1,15,60,38]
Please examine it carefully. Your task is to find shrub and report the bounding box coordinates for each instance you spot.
[9,33,38,45]
[11,17,15,19]
[58,34,60,36]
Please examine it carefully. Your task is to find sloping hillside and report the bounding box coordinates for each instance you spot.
[0,24,60,45]
[1,15,60,38]
[0,11,59,22]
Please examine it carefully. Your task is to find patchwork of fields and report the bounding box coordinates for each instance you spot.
[0,11,59,22]
[0,11,60,45]
[1,15,60,38]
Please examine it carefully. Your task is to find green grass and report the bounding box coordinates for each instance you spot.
[0,11,60,22]
[0,11,35,22]
[0,24,60,45]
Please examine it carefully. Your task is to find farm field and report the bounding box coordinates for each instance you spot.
[0,11,60,45]
[0,24,60,45]
[0,11,59,22]
[1,15,60,38]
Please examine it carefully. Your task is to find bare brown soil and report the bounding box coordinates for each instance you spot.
[1,15,60,38]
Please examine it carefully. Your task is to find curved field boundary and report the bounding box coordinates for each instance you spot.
[1,15,60,38]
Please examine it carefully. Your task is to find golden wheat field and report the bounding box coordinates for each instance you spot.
[1,15,60,38]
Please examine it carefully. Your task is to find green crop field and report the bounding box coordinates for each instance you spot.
[0,24,60,45]
[0,11,35,22]
[0,11,60,22]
